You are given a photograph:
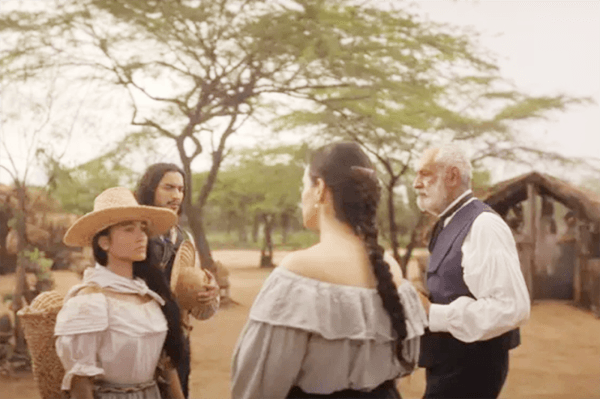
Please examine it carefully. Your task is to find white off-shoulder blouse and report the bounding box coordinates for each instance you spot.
[54,265,168,390]
[231,267,428,399]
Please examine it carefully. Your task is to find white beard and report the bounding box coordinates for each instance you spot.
[416,178,449,216]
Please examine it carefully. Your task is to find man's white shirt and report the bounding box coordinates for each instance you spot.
[427,190,531,343]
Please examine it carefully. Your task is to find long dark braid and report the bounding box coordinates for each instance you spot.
[350,167,409,364]
[309,142,409,362]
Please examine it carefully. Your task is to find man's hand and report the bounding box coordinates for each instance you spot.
[197,284,219,302]
[196,270,219,303]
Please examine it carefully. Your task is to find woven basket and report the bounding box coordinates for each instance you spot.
[17,291,68,399]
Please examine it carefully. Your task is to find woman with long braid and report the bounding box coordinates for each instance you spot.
[232,142,428,399]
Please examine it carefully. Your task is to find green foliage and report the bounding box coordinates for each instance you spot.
[197,144,308,247]
[265,2,587,262]
[23,247,53,281]
[283,229,319,249]
[472,167,492,194]
[579,175,600,196]
[47,157,137,214]
[205,145,304,210]
[1,0,590,264]
[207,229,318,251]
[271,4,588,181]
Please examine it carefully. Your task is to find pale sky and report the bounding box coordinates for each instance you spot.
[1,0,599,185]
[414,0,600,181]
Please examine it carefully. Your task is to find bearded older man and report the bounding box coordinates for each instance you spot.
[413,145,530,399]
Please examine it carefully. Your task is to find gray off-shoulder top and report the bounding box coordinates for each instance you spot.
[231,267,428,399]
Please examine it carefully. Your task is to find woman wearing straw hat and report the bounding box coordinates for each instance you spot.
[55,187,186,399]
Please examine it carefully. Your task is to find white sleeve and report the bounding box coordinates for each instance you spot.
[55,333,105,390]
[55,293,109,335]
[54,293,109,390]
[428,212,531,342]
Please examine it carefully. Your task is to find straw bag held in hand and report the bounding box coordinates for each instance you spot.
[171,240,220,321]
[17,290,69,399]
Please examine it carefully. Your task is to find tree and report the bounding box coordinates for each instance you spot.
[4,0,592,275]
[579,174,600,196]
[1,0,509,273]
[201,169,260,244]
[0,71,67,354]
[204,145,306,266]
[45,150,139,215]
[248,150,305,267]
[0,174,28,354]
[0,194,15,274]
[272,3,590,274]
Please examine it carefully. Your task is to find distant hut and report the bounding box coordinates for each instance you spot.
[483,172,600,315]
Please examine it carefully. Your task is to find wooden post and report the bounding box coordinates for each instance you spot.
[521,183,537,302]
[573,219,590,306]
[587,258,600,316]
[574,219,582,304]
[12,183,28,354]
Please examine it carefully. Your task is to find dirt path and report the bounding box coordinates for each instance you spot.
[1,250,599,399]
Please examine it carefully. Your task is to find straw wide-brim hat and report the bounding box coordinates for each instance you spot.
[63,187,177,247]
[18,291,68,399]
[170,240,210,312]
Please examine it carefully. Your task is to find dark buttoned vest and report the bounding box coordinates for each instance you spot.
[149,225,187,284]
[419,199,521,367]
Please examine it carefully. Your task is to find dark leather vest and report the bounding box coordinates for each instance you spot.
[149,225,187,284]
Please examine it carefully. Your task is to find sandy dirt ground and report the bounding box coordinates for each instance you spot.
[1,249,599,399]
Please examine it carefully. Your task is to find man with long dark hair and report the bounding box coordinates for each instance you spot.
[136,163,219,399]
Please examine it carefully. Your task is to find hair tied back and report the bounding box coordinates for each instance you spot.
[350,166,379,184]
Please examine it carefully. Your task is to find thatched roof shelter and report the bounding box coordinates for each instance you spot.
[482,171,600,222]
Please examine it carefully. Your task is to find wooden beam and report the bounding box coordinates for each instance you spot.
[520,183,537,302]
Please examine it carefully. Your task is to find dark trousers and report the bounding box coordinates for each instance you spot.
[287,380,401,399]
[177,336,191,399]
[423,346,509,399]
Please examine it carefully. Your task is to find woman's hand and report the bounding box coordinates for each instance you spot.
[417,290,431,316]
[167,364,186,399]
